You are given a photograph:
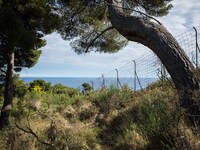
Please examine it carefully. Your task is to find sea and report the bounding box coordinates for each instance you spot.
[20,77,158,91]
[21,77,96,89]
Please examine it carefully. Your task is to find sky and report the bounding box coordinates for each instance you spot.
[20,0,200,77]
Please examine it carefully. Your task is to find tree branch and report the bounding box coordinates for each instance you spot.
[105,1,162,25]
[0,68,7,74]
[15,110,53,147]
[15,123,53,146]
[85,26,114,53]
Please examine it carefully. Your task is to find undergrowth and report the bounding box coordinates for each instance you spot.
[0,81,200,150]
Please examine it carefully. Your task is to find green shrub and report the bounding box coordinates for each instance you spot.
[98,86,180,149]
[99,108,148,149]
[66,87,79,97]
[82,82,92,93]
[29,79,51,92]
[51,84,79,96]
[52,83,67,94]
[146,79,174,90]
[11,98,28,119]
[14,78,28,99]
[136,89,179,149]
[24,91,42,100]
[92,86,133,113]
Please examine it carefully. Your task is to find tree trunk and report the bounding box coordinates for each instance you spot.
[106,0,200,124]
[106,0,199,91]
[0,52,14,129]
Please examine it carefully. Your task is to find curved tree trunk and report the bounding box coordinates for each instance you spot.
[0,52,14,129]
[106,0,200,123]
[106,0,199,91]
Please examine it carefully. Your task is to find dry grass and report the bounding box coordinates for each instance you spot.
[1,83,200,149]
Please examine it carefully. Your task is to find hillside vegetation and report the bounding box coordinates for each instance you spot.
[0,76,199,150]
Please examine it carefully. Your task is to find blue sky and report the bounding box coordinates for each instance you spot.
[20,0,200,77]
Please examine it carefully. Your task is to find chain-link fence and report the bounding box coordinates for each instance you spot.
[84,26,200,91]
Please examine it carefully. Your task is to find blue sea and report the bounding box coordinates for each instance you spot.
[20,77,158,90]
[21,77,96,89]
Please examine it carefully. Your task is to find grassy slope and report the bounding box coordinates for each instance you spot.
[0,82,200,150]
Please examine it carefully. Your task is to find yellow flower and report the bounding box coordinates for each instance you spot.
[33,85,42,93]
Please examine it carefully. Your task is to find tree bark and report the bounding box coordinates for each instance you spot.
[106,0,199,91]
[0,52,14,129]
[106,0,200,124]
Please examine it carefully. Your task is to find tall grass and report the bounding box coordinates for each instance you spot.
[0,82,200,149]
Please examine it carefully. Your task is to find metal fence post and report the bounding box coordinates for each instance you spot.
[193,27,200,68]
[101,74,105,88]
[115,69,119,88]
[91,81,94,90]
[132,60,143,91]
[132,60,137,91]
[115,69,122,89]
[161,64,166,82]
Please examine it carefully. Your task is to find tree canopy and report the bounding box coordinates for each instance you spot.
[1,0,173,59]
[0,0,60,76]
[56,0,173,54]
[0,0,62,128]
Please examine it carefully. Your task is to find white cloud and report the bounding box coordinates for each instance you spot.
[20,0,200,77]
[157,0,200,35]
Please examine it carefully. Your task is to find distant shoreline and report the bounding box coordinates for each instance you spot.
[20,77,159,90]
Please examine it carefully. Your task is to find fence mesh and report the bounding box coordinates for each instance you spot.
[86,26,200,90]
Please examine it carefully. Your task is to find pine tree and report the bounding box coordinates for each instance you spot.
[58,0,199,123]
[0,0,59,128]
